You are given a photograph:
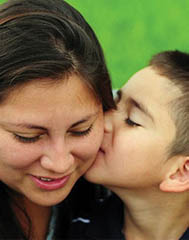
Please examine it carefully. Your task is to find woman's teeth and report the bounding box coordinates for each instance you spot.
[38,177,53,182]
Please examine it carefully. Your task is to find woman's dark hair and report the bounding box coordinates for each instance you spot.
[0,0,115,111]
[0,0,115,239]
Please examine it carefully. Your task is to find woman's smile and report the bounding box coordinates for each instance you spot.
[30,174,71,191]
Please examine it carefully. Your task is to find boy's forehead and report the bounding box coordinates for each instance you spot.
[121,66,182,106]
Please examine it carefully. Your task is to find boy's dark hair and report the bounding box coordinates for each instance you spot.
[149,50,189,157]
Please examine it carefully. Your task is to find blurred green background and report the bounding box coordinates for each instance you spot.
[66,0,189,88]
[0,0,189,88]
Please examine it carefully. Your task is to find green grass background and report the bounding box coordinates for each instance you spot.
[1,0,189,88]
[66,0,189,88]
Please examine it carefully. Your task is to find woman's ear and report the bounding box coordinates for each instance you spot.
[159,156,189,192]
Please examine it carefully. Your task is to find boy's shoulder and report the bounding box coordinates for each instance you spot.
[68,193,125,239]
[180,228,189,240]
[62,186,189,240]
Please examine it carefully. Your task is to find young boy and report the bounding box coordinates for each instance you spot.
[73,50,189,240]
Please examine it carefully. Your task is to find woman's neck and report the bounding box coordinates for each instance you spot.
[26,201,52,240]
[113,187,189,240]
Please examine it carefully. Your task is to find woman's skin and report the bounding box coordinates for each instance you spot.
[86,66,189,240]
[0,73,104,239]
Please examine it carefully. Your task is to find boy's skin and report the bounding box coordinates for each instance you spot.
[86,52,189,240]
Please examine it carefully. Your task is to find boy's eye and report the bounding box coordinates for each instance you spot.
[70,124,93,137]
[125,118,140,127]
[14,134,41,143]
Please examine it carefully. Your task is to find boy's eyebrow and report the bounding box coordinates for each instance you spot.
[130,98,154,122]
[119,89,154,122]
[117,90,122,103]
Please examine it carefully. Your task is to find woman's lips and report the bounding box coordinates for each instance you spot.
[30,175,70,190]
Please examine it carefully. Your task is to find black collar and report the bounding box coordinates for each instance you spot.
[86,194,125,239]
[85,194,189,240]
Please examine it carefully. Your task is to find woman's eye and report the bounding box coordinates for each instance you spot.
[14,134,41,143]
[70,125,93,137]
[125,118,140,127]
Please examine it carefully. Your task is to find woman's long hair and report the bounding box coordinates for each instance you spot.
[0,0,115,239]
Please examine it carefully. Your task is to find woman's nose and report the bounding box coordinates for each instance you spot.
[40,141,75,174]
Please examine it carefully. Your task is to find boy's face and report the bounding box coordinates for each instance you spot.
[86,66,182,190]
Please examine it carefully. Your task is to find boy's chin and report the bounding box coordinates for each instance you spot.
[84,167,99,183]
[84,150,105,183]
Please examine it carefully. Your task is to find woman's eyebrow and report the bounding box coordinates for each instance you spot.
[70,111,99,128]
[2,111,100,130]
[2,122,47,130]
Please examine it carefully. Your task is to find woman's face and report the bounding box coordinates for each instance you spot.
[0,73,103,206]
[86,67,181,190]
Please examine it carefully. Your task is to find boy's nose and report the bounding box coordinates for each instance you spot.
[104,110,114,133]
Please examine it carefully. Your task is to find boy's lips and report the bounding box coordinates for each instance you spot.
[99,147,105,154]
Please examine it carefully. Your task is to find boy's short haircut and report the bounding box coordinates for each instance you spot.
[149,50,189,157]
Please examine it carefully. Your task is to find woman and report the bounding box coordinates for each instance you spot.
[0,0,115,239]
[76,50,189,240]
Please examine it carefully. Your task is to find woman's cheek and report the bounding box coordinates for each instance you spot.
[0,145,39,168]
[76,121,104,161]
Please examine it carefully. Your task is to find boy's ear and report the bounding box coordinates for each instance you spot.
[159,156,189,192]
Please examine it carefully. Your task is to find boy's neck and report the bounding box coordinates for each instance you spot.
[113,187,189,240]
